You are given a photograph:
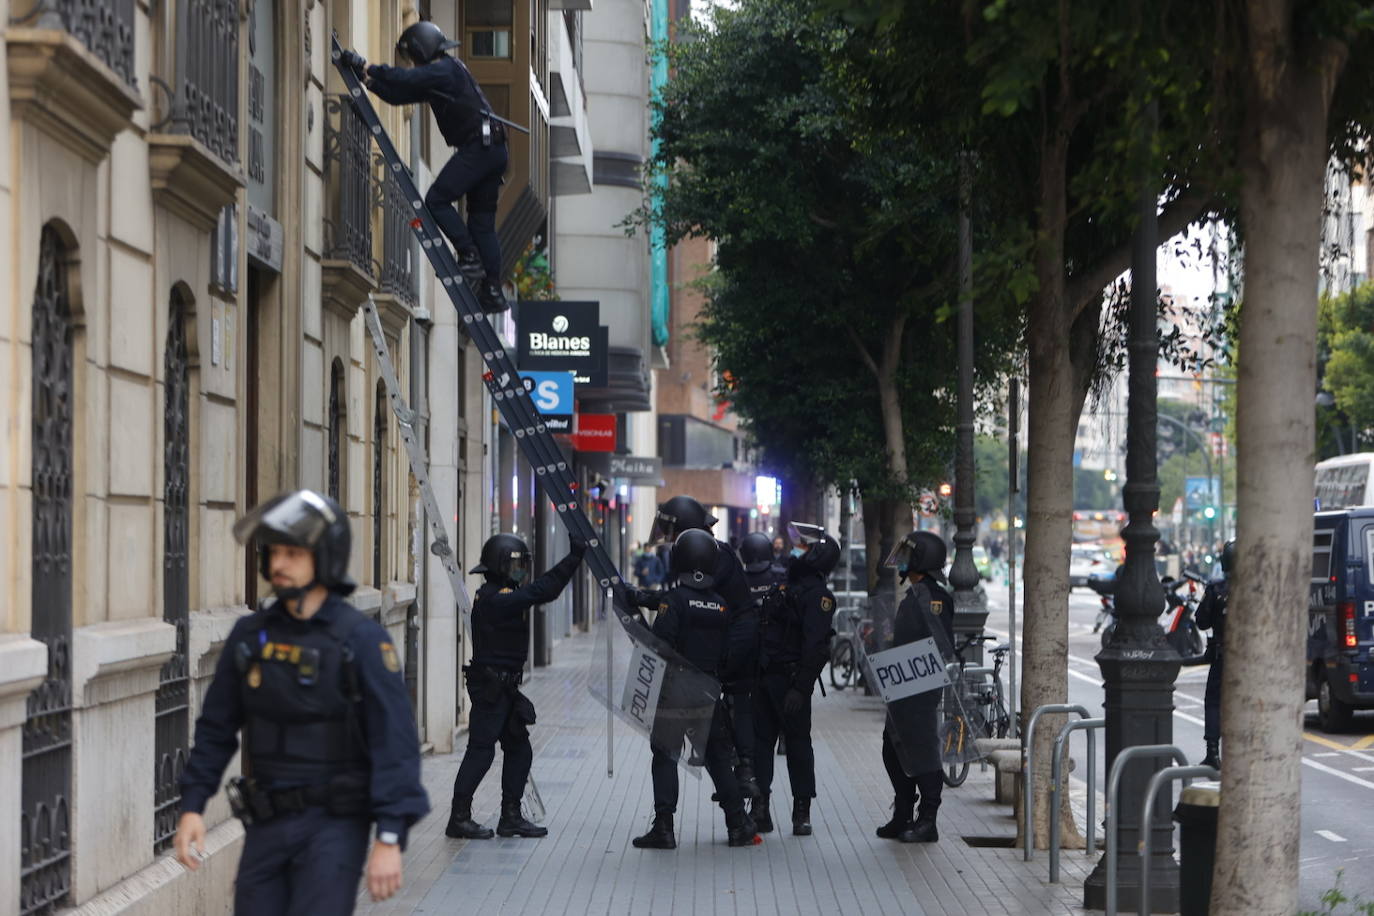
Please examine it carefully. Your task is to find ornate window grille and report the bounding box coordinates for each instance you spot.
[378,164,415,305]
[328,359,345,502]
[162,0,240,164]
[154,290,192,855]
[373,381,386,587]
[323,96,376,278]
[30,0,139,88]
[23,226,74,915]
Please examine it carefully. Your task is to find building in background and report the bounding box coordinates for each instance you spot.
[0,0,590,907]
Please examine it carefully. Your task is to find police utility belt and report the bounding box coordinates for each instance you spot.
[226,773,368,826]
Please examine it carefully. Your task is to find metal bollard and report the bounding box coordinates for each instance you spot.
[1138,764,1218,916]
[1048,716,1104,883]
[1104,744,1187,916]
[1022,703,1092,861]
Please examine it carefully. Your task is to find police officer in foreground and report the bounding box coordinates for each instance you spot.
[445,533,586,840]
[339,23,510,313]
[632,529,757,850]
[876,530,955,843]
[729,531,784,798]
[1196,539,1234,770]
[175,490,429,912]
[752,521,839,837]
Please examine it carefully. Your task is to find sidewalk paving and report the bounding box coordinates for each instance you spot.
[357,625,1097,916]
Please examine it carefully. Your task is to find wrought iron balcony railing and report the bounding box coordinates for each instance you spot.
[153,0,239,164]
[323,96,377,279]
[13,0,138,88]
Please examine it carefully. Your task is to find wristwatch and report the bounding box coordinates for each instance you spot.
[377,830,400,846]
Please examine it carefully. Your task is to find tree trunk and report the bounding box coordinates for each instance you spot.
[1210,6,1345,912]
[1019,131,1094,850]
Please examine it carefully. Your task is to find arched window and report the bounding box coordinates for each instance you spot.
[328,359,345,502]
[23,224,74,912]
[154,288,191,853]
[373,380,387,587]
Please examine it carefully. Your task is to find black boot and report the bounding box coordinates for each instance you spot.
[726,810,759,847]
[735,762,761,802]
[1201,741,1220,770]
[899,812,938,843]
[750,794,773,833]
[444,796,494,840]
[496,800,548,838]
[478,278,509,313]
[792,797,812,836]
[455,247,485,279]
[632,812,677,849]
[876,799,914,839]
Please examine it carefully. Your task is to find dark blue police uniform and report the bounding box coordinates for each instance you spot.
[754,560,835,801]
[729,563,784,778]
[365,56,508,280]
[180,594,429,915]
[1196,579,1228,744]
[452,549,582,806]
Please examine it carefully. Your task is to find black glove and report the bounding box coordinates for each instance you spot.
[337,49,367,74]
[365,63,385,80]
[783,688,806,716]
[569,535,588,557]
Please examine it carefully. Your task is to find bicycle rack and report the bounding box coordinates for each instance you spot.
[1104,744,1188,916]
[1023,703,1092,861]
[1137,764,1217,916]
[1048,716,1105,883]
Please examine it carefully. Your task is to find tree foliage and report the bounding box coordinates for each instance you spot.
[1320,282,1374,447]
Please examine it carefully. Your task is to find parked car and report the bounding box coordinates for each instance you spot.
[1069,545,1113,589]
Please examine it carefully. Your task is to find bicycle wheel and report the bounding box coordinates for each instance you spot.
[992,679,1011,739]
[829,641,856,690]
[943,758,970,787]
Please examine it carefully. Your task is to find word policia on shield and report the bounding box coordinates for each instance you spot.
[865,638,950,703]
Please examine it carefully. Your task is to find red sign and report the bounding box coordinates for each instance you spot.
[573,413,617,452]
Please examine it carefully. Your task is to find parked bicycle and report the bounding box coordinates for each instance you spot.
[828,607,875,690]
[939,633,1013,787]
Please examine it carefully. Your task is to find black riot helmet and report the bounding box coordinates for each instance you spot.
[470,533,532,584]
[648,495,717,545]
[885,530,948,583]
[396,21,459,65]
[739,532,775,573]
[234,489,356,595]
[1220,539,1236,576]
[671,529,719,588]
[787,521,841,576]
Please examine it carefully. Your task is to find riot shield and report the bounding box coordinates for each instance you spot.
[857,590,985,778]
[588,589,721,777]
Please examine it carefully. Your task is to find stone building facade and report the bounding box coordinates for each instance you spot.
[0,0,592,909]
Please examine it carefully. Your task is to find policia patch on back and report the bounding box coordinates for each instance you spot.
[381,642,401,672]
[820,596,834,613]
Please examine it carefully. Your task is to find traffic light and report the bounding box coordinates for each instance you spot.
[1202,505,1217,520]
[938,482,953,498]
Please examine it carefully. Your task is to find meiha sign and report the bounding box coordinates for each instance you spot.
[620,646,667,731]
[865,638,950,703]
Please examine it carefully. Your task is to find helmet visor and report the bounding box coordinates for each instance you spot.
[233,490,336,548]
[787,522,826,547]
[506,549,531,582]
[648,510,678,546]
[883,533,917,570]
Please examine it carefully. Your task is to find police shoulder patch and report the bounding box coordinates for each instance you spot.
[820,596,834,613]
[499,587,514,594]
[247,663,262,689]
[658,602,669,613]
[930,600,944,615]
[380,642,401,673]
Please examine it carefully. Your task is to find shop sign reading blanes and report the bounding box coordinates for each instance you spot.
[516,300,608,387]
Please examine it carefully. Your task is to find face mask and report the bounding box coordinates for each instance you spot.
[510,567,528,584]
[790,547,805,559]
[898,564,909,575]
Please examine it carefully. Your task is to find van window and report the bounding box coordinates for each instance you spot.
[1313,530,1334,582]
[1366,527,1374,587]
[1316,463,1371,509]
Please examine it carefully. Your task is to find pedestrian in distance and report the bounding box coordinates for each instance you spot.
[445,533,586,840]
[174,490,429,913]
[1196,539,1234,770]
[772,535,786,562]
[876,530,955,843]
[632,529,760,850]
[339,22,511,313]
[752,521,839,837]
[632,542,666,591]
